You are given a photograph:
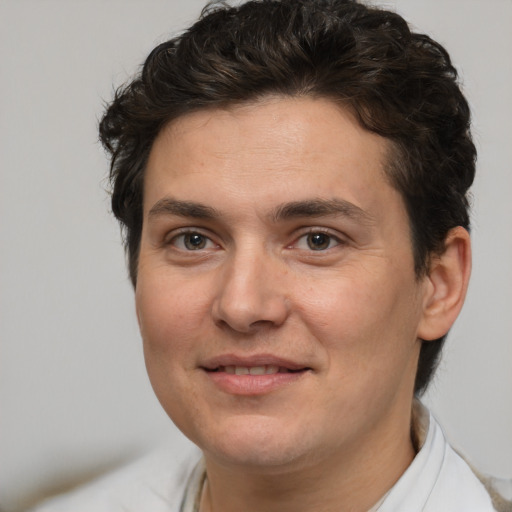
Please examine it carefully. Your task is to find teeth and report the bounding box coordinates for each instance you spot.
[219,365,289,375]
[249,366,266,375]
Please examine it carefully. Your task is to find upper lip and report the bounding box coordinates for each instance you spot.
[200,354,310,371]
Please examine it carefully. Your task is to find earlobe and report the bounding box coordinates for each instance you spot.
[417,226,472,341]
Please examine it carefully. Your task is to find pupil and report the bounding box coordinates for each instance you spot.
[308,233,330,250]
[185,233,205,250]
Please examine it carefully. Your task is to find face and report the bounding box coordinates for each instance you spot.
[136,97,428,472]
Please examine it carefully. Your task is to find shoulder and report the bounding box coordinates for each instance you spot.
[422,406,512,512]
[29,443,201,512]
[466,465,512,512]
[381,401,511,512]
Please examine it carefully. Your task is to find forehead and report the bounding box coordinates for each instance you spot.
[144,96,399,222]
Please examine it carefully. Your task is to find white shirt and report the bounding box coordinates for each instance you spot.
[32,403,506,511]
[376,402,497,511]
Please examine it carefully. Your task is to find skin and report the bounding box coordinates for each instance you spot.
[135,96,471,512]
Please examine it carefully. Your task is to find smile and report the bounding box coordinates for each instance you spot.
[201,356,311,395]
[209,365,305,375]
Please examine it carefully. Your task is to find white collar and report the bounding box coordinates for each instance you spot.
[377,401,495,511]
[179,401,496,512]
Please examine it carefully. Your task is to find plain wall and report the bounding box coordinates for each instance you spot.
[1,1,511,511]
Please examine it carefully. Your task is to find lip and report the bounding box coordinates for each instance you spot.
[201,353,309,371]
[200,353,312,396]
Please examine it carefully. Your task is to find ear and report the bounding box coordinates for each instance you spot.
[417,226,472,341]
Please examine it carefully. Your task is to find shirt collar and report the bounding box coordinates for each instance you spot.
[179,400,434,512]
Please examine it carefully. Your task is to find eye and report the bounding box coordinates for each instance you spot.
[171,232,216,251]
[295,232,341,251]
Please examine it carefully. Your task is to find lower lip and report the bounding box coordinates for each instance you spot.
[203,370,308,396]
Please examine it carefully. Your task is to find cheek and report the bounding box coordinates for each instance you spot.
[297,268,420,366]
[135,274,211,429]
[297,275,385,342]
[135,273,211,358]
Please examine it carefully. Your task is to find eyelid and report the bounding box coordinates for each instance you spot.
[290,227,347,250]
[161,226,347,250]
[164,227,219,250]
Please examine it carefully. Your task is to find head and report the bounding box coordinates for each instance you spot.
[100,0,475,395]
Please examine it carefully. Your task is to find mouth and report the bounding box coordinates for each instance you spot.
[200,356,312,395]
[205,365,308,375]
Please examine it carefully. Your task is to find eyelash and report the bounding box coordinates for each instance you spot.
[166,230,218,251]
[293,230,343,251]
[165,228,345,253]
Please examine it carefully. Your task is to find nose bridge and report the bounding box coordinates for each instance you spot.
[212,241,289,332]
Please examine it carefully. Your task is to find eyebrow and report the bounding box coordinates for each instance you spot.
[148,198,220,219]
[148,197,374,224]
[271,198,374,224]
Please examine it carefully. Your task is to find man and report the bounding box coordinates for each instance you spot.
[33,0,510,510]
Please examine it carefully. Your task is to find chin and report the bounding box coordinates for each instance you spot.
[196,415,312,470]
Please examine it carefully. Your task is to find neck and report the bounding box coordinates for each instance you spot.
[200,403,416,512]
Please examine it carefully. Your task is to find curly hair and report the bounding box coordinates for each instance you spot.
[99,0,476,395]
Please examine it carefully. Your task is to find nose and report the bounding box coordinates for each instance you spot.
[211,248,290,333]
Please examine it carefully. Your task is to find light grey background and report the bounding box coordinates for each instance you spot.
[1,1,511,511]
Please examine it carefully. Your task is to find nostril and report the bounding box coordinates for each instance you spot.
[211,273,290,333]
